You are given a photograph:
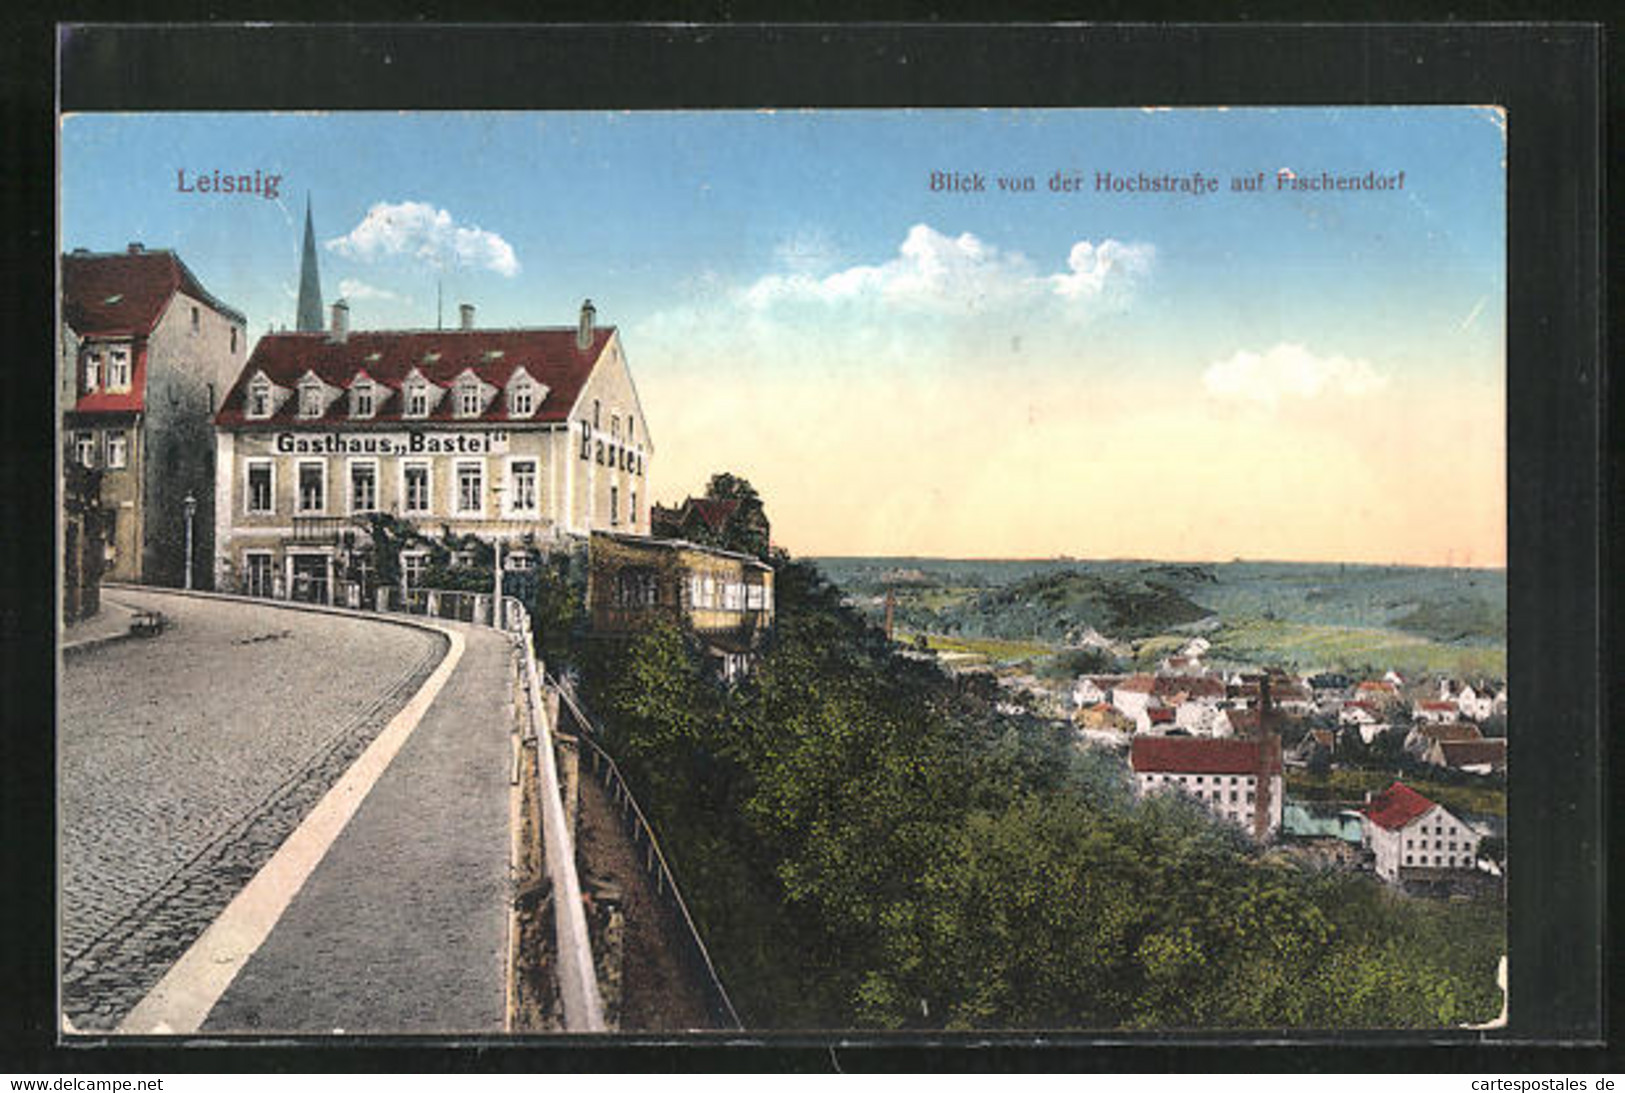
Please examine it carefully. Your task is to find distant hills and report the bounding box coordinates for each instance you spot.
[811,557,1506,675]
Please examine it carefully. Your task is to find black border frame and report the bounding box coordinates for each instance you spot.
[2,18,1608,1073]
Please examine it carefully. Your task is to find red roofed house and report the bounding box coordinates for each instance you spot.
[213,298,652,603]
[1359,781,1482,881]
[62,245,248,586]
[1130,735,1284,841]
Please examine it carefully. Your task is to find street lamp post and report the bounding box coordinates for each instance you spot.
[182,493,197,591]
[491,483,505,628]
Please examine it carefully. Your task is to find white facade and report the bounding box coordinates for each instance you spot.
[1364,803,1482,881]
[1136,769,1283,839]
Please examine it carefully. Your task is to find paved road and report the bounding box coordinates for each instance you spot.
[60,589,446,1031]
[201,619,516,1034]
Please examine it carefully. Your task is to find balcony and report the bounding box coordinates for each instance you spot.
[288,515,362,545]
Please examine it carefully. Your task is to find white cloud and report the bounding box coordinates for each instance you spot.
[1049,239,1156,300]
[741,223,1151,317]
[338,278,403,302]
[1202,343,1389,407]
[326,201,520,277]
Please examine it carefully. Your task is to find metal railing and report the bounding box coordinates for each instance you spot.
[551,682,744,1031]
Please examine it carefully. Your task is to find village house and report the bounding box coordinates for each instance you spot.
[586,530,774,681]
[1072,675,1124,708]
[213,299,650,603]
[1358,781,1483,881]
[1174,700,1232,737]
[1404,720,1483,760]
[1425,737,1507,776]
[1074,701,1133,733]
[1130,735,1285,841]
[1111,674,1157,721]
[62,245,248,588]
[1413,699,1463,724]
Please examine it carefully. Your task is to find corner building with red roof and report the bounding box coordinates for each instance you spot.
[213,299,652,602]
[1358,781,1482,881]
[62,246,249,587]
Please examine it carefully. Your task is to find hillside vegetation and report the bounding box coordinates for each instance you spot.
[581,559,1505,1031]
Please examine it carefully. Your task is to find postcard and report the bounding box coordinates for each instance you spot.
[58,106,1509,1037]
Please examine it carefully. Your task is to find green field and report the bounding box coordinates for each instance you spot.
[1287,768,1506,819]
[896,629,1059,663]
[1206,617,1507,677]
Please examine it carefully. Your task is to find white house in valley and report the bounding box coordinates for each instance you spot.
[1358,781,1483,881]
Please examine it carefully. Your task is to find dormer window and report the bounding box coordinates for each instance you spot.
[352,379,376,419]
[298,378,326,418]
[106,347,131,390]
[510,382,533,418]
[247,376,272,418]
[404,378,430,418]
[454,376,484,418]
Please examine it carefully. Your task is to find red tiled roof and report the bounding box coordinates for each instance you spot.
[1117,674,1156,694]
[1360,782,1436,831]
[63,248,244,336]
[1418,700,1459,712]
[1357,680,1398,694]
[1130,735,1282,776]
[1148,707,1176,724]
[214,326,615,427]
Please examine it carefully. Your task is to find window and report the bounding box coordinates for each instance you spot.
[1229,791,1238,803]
[401,551,427,590]
[73,432,96,466]
[1405,854,1413,865]
[248,378,272,418]
[510,382,533,417]
[191,305,200,331]
[406,383,429,418]
[630,490,637,525]
[106,431,127,469]
[244,552,274,597]
[350,462,378,513]
[580,421,592,460]
[246,461,273,513]
[403,462,431,513]
[610,485,619,525]
[353,382,374,418]
[83,351,102,392]
[510,460,537,513]
[457,380,483,418]
[611,414,620,440]
[107,347,131,390]
[628,418,635,443]
[747,584,765,610]
[297,461,325,512]
[231,327,239,353]
[456,461,483,513]
[593,399,601,428]
[703,575,716,608]
[299,381,325,418]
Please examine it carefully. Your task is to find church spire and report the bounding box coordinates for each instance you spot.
[296,194,324,332]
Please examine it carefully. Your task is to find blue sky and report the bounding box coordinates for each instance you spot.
[60,109,1506,562]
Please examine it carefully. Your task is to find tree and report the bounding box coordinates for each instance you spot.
[700,472,772,560]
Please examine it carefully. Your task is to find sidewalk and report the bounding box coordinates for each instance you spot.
[197,620,519,1034]
[60,595,145,654]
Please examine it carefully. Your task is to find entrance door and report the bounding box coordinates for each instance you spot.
[290,554,329,604]
[245,553,274,598]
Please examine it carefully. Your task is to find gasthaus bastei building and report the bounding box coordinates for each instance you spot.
[213,299,651,603]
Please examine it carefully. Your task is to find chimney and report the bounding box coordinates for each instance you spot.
[577,298,596,351]
[127,242,144,254]
[330,299,350,343]
[459,303,476,331]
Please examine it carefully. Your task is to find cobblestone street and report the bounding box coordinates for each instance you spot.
[59,589,447,1030]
